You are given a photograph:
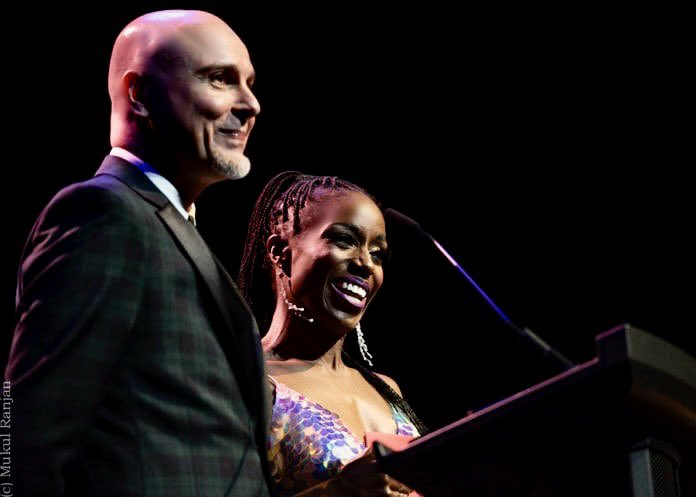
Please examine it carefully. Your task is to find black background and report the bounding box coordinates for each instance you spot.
[3,2,692,430]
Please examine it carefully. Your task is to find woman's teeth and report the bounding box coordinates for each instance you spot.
[340,281,366,299]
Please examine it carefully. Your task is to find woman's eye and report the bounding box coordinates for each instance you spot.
[331,233,357,247]
[370,249,387,263]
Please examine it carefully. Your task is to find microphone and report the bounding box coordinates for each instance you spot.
[385,208,575,372]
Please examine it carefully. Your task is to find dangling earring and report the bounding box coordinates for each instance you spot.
[279,281,314,323]
[355,322,373,366]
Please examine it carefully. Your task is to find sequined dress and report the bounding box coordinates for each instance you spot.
[267,377,419,496]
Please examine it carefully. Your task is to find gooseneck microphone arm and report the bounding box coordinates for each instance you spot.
[385,208,575,372]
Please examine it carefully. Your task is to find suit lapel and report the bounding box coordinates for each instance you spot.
[211,251,272,430]
[157,205,263,412]
[95,155,266,418]
[96,155,169,209]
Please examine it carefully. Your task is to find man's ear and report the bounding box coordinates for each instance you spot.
[124,70,149,118]
[266,234,291,277]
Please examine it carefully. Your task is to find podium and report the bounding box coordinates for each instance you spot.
[376,324,696,496]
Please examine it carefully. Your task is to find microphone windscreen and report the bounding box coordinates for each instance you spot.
[384,208,422,232]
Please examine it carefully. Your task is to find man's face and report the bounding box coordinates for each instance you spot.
[146,21,260,180]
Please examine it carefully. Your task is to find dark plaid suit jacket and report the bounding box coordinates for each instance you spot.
[6,156,273,497]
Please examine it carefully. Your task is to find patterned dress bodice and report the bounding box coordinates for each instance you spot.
[267,378,419,496]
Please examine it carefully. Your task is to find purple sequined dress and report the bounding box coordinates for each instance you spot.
[267,378,419,497]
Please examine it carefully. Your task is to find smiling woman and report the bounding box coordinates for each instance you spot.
[238,171,426,497]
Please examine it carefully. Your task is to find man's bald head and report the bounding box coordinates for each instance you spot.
[107,10,260,191]
[108,10,235,104]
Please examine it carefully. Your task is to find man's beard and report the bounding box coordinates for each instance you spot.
[210,148,251,180]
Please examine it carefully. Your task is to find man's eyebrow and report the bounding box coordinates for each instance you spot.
[196,64,255,82]
[196,63,237,73]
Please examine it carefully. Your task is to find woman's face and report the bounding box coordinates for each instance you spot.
[285,190,387,332]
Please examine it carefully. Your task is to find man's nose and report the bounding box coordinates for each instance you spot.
[233,84,261,119]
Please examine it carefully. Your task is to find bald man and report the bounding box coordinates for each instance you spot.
[6,10,272,497]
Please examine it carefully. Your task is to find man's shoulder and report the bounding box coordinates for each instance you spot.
[32,173,152,238]
[59,170,135,196]
[49,172,145,214]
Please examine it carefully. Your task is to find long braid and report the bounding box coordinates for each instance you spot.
[343,353,428,435]
[238,171,301,330]
[238,171,425,432]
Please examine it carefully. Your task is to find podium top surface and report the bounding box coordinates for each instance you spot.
[377,324,696,496]
[405,324,695,454]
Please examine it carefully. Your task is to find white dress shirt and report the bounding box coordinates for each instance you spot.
[110,147,195,223]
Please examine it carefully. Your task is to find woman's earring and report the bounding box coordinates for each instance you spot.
[355,322,373,366]
[279,281,314,323]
